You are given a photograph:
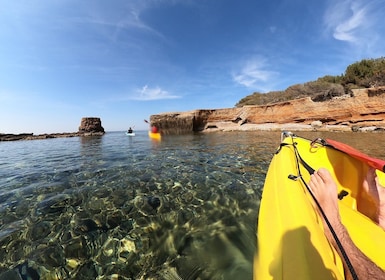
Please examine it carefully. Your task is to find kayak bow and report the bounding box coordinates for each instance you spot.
[255,132,385,280]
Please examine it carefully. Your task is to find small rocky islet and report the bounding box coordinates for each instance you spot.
[0,117,105,141]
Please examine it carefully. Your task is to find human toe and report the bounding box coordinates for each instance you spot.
[316,168,333,183]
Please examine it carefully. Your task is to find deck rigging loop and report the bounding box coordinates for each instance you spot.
[310,137,328,148]
[275,142,290,154]
[288,174,300,181]
[288,133,359,280]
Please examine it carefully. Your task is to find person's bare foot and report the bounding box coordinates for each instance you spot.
[362,167,385,230]
[310,168,385,280]
[308,168,342,231]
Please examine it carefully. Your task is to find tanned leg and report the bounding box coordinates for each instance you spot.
[309,168,385,280]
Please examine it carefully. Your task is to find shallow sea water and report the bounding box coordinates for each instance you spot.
[0,130,384,280]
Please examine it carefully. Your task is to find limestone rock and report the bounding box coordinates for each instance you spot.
[78,117,105,134]
[311,121,323,129]
[150,87,385,134]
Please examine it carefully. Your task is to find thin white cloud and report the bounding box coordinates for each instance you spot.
[131,85,181,101]
[84,9,166,42]
[232,58,278,89]
[324,0,372,43]
[80,0,196,43]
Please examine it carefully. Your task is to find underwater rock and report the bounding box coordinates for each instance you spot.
[28,221,51,241]
[0,270,22,280]
[33,245,66,269]
[37,194,70,215]
[64,237,89,260]
[133,196,160,216]
[10,262,40,280]
[76,261,98,279]
[147,196,161,210]
[105,210,124,229]
[73,218,102,235]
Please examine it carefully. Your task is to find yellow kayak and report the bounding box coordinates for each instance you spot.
[148,131,161,140]
[255,131,385,279]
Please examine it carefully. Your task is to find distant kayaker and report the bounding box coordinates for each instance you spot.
[309,168,385,279]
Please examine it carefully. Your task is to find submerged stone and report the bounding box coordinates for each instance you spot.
[147,196,161,210]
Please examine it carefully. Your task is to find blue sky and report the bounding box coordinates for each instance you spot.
[1,0,384,133]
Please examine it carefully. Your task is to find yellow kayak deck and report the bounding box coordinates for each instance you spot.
[254,132,385,279]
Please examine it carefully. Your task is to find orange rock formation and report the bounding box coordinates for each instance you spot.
[150,87,385,134]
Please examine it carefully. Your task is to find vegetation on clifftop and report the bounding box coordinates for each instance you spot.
[236,57,385,107]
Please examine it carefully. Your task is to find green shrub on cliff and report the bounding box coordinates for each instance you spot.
[236,80,345,107]
[343,57,385,88]
[236,57,385,107]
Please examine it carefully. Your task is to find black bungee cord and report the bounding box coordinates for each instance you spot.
[286,135,359,280]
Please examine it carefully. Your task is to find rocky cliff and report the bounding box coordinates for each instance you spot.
[150,87,385,134]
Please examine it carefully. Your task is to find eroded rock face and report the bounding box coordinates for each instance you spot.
[150,110,214,134]
[78,117,105,134]
[150,87,385,134]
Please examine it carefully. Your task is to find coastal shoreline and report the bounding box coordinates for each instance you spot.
[200,122,384,133]
[2,123,383,142]
[0,132,105,142]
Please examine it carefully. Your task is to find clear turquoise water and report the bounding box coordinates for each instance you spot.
[0,130,384,280]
